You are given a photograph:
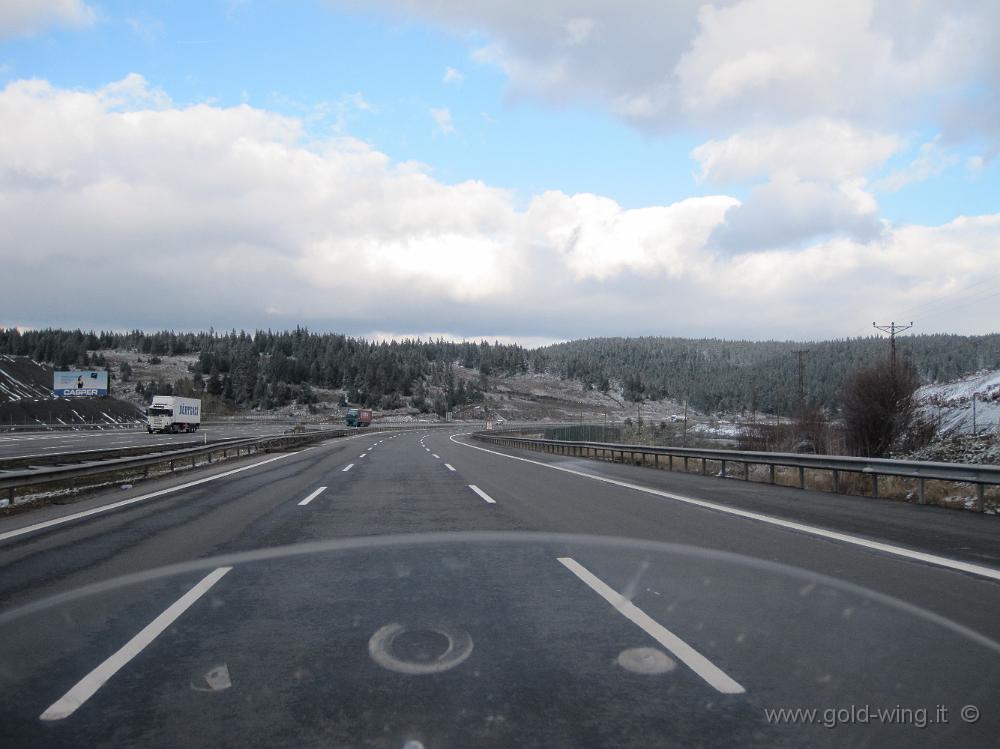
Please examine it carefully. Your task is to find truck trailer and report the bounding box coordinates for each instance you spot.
[345,408,373,427]
[147,396,202,433]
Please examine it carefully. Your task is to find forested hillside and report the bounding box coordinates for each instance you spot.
[0,328,528,413]
[533,335,1000,415]
[2,328,998,417]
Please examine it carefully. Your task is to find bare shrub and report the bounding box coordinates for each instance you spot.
[841,358,919,458]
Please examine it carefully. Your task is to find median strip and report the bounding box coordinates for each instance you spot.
[0,453,298,544]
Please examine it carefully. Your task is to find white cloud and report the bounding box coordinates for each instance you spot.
[0,0,95,38]
[2,76,999,340]
[443,67,464,85]
[692,120,900,184]
[336,1,1000,256]
[561,17,594,47]
[525,191,738,280]
[873,138,959,192]
[346,1,995,135]
[709,175,883,253]
[127,16,164,44]
[429,106,456,135]
[691,120,894,250]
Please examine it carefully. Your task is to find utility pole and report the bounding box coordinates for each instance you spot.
[683,399,688,447]
[873,321,913,376]
[791,350,809,411]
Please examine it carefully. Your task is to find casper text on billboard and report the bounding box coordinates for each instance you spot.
[54,370,109,397]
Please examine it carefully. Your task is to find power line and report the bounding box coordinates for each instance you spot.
[872,321,913,374]
[894,270,1000,321]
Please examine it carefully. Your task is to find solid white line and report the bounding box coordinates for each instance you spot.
[557,557,745,694]
[444,463,456,472]
[469,484,496,504]
[450,435,1000,584]
[432,453,440,459]
[342,463,355,472]
[297,486,327,506]
[40,566,232,720]
[0,453,298,544]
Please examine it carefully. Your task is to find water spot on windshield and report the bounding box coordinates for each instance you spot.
[616,647,676,675]
[369,622,473,675]
[191,663,231,692]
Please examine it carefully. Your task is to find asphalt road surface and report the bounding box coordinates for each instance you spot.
[0,429,998,747]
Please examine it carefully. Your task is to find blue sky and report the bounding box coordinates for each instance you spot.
[5,0,994,221]
[1,0,999,341]
[0,1,713,209]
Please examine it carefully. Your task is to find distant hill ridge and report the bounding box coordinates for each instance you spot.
[2,328,998,417]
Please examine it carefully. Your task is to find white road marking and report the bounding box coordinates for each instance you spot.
[40,566,232,720]
[468,485,496,504]
[557,557,745,694]
[367,447,374,451]
[297,486,327,506]
[432,453,440,459]
[0,453,298,544]
[342,463,355,472]
[359,453,367,458]
[450,434,1000,584]
[444,463,456,472]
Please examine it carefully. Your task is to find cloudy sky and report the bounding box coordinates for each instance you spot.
[1,0,998,344]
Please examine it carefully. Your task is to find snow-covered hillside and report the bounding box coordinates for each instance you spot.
[916,369,1000,435]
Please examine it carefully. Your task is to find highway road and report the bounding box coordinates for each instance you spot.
[0,429,998,747]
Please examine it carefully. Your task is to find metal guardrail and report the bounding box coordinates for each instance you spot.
[0,438,217,471]
[472,431,1000,512]
[0,430,354,504]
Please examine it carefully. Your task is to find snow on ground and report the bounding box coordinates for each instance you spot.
[916,369,1000,435]
[687,421,743,438]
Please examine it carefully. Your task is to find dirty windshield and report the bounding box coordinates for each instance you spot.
[1,2,998,748]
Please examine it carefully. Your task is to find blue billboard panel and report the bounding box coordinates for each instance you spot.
[53,370,109,397]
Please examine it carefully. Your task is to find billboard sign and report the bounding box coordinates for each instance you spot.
[54,370,109,397]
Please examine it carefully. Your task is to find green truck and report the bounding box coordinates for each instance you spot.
[345,408,373,427]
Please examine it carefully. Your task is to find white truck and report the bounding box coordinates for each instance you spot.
[146,396,202,433]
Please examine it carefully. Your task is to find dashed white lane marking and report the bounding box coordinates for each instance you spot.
[468,485,496,504]
[557,557,745,694]
[0,453,298,544]
[40,567,233,720]
[444,463,456,472]
[450,434,1000,585]
[432,454,440,459]
[298,486,327,506]
[342,463,355,472]
[359,453,367,458]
